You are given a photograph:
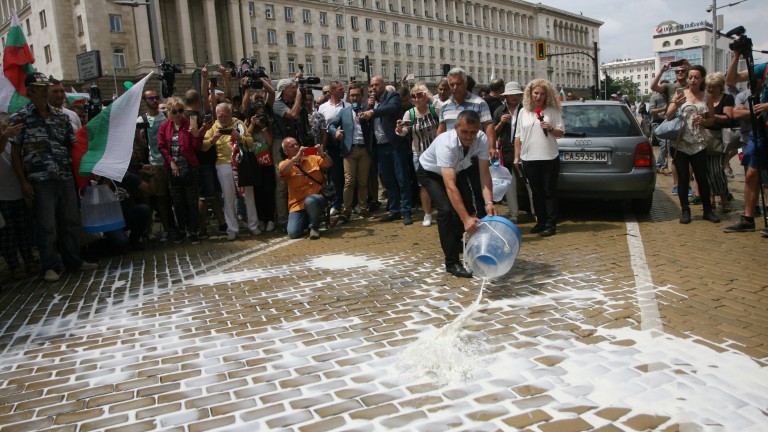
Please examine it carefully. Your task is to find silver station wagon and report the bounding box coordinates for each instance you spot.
[518,100,657,214]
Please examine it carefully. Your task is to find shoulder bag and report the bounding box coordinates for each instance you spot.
[295,163,335,201]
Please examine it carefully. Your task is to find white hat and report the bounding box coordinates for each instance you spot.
[501,81,523,96]
[275,78,295,99]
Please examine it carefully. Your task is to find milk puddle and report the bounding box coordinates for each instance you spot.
[396,278,490,385]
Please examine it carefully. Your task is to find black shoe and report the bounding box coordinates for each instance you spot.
[723,216,755,233]
[530,223,546,234]
[403,214,413,225]
[445,263,472,278]
[702,211,720,223]
[367,201,381,212]
[539,226,557,237]
[679,209,691,224]
[380,213,402,222]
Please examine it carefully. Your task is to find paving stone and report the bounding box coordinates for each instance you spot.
[79,414,130,431]
[595,407,632,421]
[297,416,346,432]
[314,400,364,418]
[53,407,104,425]
[502,409,553,428]
[622,414,672,431]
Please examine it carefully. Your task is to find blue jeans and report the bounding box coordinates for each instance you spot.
[32,178,85,272]
[286,194,326,239]
[377,142,412,216]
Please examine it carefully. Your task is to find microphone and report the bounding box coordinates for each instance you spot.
[535,108,548,136]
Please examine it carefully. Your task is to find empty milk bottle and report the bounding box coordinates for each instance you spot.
[463,216,521,279]
[81,184,126,233]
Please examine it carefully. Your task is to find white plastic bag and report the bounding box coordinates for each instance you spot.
[489,163,513,202]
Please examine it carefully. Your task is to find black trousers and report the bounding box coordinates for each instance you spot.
[673,148,712,212]
[417,165,475,266]
[523,158,559,227]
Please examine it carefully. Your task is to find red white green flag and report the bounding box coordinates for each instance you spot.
[72,73,153,188]
[0,12,36,113]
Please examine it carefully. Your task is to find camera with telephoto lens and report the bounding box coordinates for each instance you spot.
[159,58,182,98]
[255,114,269,124]
[238,58,268,90]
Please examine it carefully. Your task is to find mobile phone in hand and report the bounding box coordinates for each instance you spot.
[670,60,684,67]
[219,128,232,135]
[303,146,318,156]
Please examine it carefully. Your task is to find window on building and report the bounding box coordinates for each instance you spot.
[39,10,47,29]
[251,28,258,43]
[322,35,329,49]
[394,64,400,78]
[265,4,274,19]
[336,14,344,28]
[284,7,293,21]
[319,12,327,25]
[248,2,255,17]
[269,56,278,74]
[113,48,125,68]
[393,22,399,35]
[286,31,295,45]
[428,27,433,39]
[367,39,374,52]
[394,42,400,54]
[381,41,387,53]
[439,29,444,40]
[450,48,455,60]
[77,15,84,36]
[365,18,372,32]
[323,59,330,75]
[675,39,683,46]
[338,36,345,49]
[381,63,387,78]
[353,38,360,51]
[380,20,386,33]
[406,43,412,56]
[417,25,423,38]
[459,32,464,43]
[429,46,434,58]
[44,45,52,63]
[303,9,311,23]
[304,33,312,47]
[25,19,31,36]
[109,15,122,32]
[351,16,358,29]
[305,58,314,75]
[449,31,454,42]
[406,63,412,75]
[267,29,277,44]
[418,45,424,57]
[338,59,346,76]
[405,24,411,36]
[662,41,670,47]
[288,57,296,74]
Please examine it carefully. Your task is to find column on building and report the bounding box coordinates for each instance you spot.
[133,5,155,70]
[176,0,196,69]
[240,0,251,60]
[228,0,244,63]
[202,0,221,64]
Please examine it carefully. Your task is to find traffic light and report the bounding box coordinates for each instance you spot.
[535,40,547,61]
[358,58,366,72]
[442,64,451,76]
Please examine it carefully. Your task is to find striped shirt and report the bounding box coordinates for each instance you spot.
[401,106,440,155]
[439,92,492,131]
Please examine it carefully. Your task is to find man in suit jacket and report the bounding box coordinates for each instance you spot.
[328,83,372,222]
[358,76,413,225]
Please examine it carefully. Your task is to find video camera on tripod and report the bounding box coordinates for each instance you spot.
[229,58,269,90]
[159,58,182,98]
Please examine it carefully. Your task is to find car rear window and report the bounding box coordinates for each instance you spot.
[562,105,643,137]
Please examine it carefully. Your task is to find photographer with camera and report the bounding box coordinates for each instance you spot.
[723,47,768,236]
[272,78,304,232]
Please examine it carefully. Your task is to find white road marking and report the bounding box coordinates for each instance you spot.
[625,212,664,332]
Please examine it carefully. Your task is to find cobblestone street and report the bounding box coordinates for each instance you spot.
[1,158,767,431]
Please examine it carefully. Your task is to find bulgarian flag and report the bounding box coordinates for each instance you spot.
[72,73,153,188]
[0,12,36,113]
[66,92,90,106]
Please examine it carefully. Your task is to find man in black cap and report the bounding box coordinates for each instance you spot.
[9,73,97,282]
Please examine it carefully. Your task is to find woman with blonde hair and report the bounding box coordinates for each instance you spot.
[513,79,564,237]
[396,82,440,226]
[702,72,734,212]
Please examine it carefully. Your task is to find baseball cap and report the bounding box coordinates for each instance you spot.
[501,82,523,96]
[25,72,51,87]
[275,78,295,99]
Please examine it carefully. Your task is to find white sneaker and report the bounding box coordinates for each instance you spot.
[44,269,60,282]
[227,232,238,241]
[422,214,433,227]
[329,208,339,216]
[266,221,276,232]
[250,228,262,236]
[309,228,320,240]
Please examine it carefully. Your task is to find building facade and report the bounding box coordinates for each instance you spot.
[652,19,733,83]
[600,57,656,97]
[1,0,601,95]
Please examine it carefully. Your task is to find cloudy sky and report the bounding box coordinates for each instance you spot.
[539,0,768,66]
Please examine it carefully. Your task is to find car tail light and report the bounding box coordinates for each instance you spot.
[633,142,653,167]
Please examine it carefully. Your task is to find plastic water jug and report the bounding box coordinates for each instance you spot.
[81,184,126,233]
[463,216,521,279]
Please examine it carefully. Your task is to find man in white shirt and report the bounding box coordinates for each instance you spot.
[317,81,347,214]
[417,110,497,278]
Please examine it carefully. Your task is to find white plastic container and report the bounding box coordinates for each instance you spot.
[464,216,521,279]
[82,184,126,233]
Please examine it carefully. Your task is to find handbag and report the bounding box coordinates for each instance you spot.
[295,163,335,200]
[654,114,685,141]
[705,129,724,155]
[722,127,742,152]
[237,149,261,187]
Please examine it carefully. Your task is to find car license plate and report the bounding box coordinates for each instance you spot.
[560,151,608,162]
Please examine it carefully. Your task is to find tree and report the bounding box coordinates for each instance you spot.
[599,76,640,101]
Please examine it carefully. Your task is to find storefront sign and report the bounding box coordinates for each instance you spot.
[656,21,712,34]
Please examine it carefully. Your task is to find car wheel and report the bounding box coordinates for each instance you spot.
[631,195,653,214]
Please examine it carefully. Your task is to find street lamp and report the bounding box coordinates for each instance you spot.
[331,0,353,82]
[706,0,748,72]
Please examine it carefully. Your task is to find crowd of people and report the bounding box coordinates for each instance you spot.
[1,47,766,282]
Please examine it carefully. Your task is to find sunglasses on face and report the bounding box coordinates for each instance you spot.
[411,92,424,99]
[675,70,686,74]
[145,96,159,101]
[172,108,184,114]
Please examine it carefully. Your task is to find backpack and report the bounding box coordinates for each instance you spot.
[408,104,438,124]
